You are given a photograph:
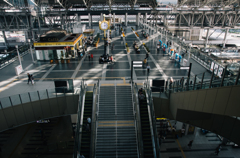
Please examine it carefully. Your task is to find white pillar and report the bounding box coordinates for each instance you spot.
[125,13,128,26]
[205,28,210,50]
[113,13,115,27]
[223,28,229,48]
[136,13,140,26]
[88,13,91,27]
[145,13,147,23]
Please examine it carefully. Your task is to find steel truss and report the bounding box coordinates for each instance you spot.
[150,10,240,29]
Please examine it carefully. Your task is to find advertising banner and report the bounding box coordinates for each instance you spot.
[210,62,214,72]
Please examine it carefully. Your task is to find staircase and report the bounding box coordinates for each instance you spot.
[80,92,93,158]
[96,85,138,158]
[139,93,154,157]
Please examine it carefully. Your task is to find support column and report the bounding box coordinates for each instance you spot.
[205,28,210,50]
[125,13,128,26]
[32,31,35,42]
[88,13,91,27]
[223,28,229,48]
[2,31,8,48]
[136,13,140,26]
[100,13,103,21]
[61,14,64,29]
[145,13,147,23]
[25,31,28,43]
[113,13,115,27]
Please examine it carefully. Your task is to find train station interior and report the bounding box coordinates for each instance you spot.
[0,0,240,157]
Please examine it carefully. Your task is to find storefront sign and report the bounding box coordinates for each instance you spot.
[15,65,23,76]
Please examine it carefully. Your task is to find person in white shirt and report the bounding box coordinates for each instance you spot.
[147,65,151,73]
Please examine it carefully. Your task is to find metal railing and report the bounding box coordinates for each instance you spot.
[132,82,144,158]
[140,21,239,76]
[144,81,161,158]
[73,81,87,158]
[0,86,79,109]
[0,45,30,70]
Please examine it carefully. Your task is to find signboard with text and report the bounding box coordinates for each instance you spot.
[15,65,23,76]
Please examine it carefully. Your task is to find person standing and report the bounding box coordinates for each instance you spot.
[87,117,91,131]
[147,65,151,74]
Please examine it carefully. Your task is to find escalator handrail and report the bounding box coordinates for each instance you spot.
[90,80,99,158]
[145,84,161,158]
[132,82,144,158]
[77,82,87,157]
[73,81,86,158]
[143,82,157,158]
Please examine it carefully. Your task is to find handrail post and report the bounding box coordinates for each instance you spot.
[220,66,228,87]
[200,72,205,89]
[193,75,197,90]
[235,67,240,85]
[209,69,215,88]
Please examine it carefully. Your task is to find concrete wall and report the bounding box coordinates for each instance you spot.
[170,85,240,118]
[153,97,173,119]
[0,95,79,132]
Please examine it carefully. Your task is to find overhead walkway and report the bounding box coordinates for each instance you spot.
[152,75,240,145]
[95,84,138,158]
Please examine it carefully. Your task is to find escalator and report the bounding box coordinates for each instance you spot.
[80,91,93,158]
[139,94,154,157]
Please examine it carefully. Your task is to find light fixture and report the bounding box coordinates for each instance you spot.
[3,0,13,6]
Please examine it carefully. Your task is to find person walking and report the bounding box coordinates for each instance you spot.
[146,53,149,59]
[215,145,222,155]
[111,43,114,50]
[143,58,147,67]
[77,152,85,158]
[188,140,193,149]
[90,53,93,60]
[31,74,34,85]
[27,73,32,84]
[147,65,151,74]
[88,53,90,61]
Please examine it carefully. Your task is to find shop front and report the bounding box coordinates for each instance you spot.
[34,33,83,63]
